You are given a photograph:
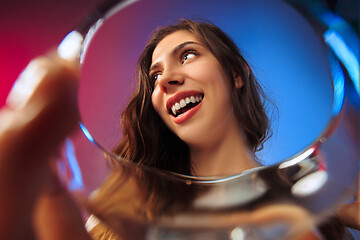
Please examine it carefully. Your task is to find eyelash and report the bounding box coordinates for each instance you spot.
[181,49,198,64]
[149,49,199,82]
[151,72,161,82]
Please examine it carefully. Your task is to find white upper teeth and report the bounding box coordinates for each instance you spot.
[171,95,203,116]
[180,99,186,108]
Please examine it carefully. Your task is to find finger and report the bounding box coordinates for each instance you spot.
[2,52,79,150]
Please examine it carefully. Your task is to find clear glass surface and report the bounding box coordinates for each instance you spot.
[56,0,360,239]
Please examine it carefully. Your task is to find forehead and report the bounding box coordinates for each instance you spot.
[152,30,201,61]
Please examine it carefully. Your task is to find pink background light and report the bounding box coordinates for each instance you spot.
[0,0,103,106]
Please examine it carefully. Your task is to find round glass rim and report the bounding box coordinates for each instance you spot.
[56,0,350,182]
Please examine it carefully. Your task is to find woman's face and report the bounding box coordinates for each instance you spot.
[150,30,242,147]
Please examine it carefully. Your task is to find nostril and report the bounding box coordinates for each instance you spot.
[168,80,183,85]
[168,80,179,84]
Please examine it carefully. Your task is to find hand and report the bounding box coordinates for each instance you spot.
[0,52,90,239]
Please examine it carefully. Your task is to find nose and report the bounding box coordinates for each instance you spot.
[157,70,184,93]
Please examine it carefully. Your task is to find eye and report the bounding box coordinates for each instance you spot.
[150,72,162,82]
[181,50,197,64]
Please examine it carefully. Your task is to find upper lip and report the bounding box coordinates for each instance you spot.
[166,90,204,113]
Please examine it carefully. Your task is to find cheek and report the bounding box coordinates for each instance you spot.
[151,88,162,114]
[206,66,232,93]
[151,89,171,128]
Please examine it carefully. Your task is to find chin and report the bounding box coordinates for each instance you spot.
[178,131,213,148]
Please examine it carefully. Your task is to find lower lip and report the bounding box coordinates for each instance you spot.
[171,100,203,124]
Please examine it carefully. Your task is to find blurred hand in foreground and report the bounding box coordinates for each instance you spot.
[0,52,90,239]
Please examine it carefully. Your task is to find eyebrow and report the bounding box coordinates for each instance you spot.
[149,41,201,73]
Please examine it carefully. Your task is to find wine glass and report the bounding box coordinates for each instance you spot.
[56,0,359,239]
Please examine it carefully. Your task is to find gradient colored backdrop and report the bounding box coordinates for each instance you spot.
[0,0,104,106]
[1,0,350,177]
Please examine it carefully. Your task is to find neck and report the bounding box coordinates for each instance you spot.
[189,121,260,176]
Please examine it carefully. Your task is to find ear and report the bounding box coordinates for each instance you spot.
[234,72,244,89]
[234,62,250,89]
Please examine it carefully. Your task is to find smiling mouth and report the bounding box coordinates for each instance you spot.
[169,94,204,117]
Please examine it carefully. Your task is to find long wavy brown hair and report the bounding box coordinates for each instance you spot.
[113,19,271,175]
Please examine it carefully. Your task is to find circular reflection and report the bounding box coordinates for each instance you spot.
[56,0,359,239]
[78,0,333,168]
